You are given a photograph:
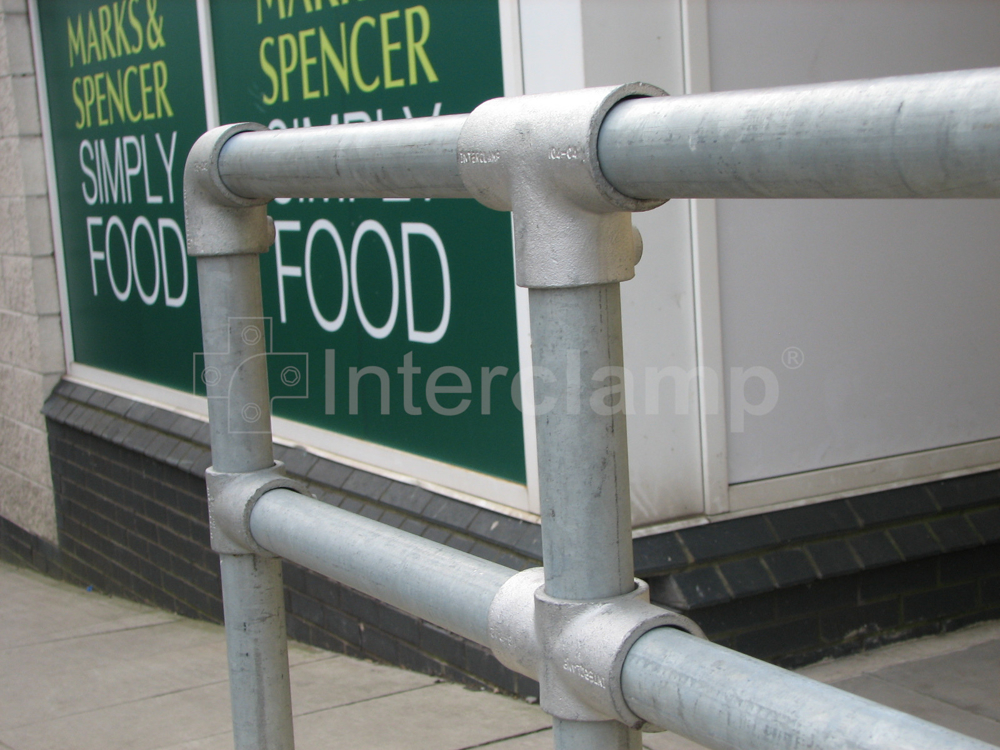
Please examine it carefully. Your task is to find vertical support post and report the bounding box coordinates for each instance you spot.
[530,284,640,750]
[197,256,294,750]
[529,284,634,601]
[186,125,294,750]
[457,83,667,750]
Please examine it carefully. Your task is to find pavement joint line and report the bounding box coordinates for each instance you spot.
[455,726,551,749]
[864,673,1000,728]
[3,678,232,731]
[0,617,183,652]
[291,681,441,718]
[288,651,339,665]
[148,728,233,750]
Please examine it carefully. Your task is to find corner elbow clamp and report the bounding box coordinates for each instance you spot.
[183,122,275,258]
[488,568,705,730]
[457,83,667,288]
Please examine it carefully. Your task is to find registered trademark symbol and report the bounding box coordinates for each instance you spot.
[782,346,804,369]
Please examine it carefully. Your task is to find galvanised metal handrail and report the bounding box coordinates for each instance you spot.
[184,68,1000,750]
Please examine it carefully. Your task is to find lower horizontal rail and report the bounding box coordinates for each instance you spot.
[249,488,514,645]
[248,488,998,750]
[623,627,997,750]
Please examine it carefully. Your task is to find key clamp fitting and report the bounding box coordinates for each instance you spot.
[488,568,705,729]
[457,83,667,288]
[205,460,308,555]
[184,122,275,258]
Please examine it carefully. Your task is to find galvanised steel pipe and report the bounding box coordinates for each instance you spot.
[217,554,293,750]
[217,114,470,200]
[529,284,641,750]
[529,286,635,602]
[210,68,1000,206]
[249,488,515,645]
[195,253,295,750]
[182,70,1000,750]
[188,124,296,750]
[622,627,998,750]
[244,486,1000,750]
[598,67,1000,200]
[196,256,275,475]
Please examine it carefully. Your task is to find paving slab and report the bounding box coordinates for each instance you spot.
[2,561,999,750]
[0,563,548,750]
[0,564,177,649]
[873,640,1000,723]
[472,728,554,749]
[292,681,550,750]
[0,637,228,729]
[832,674,1000,745]
[284,654,434,716]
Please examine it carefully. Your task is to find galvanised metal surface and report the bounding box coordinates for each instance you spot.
[457,84,662,288]
[184,69,1000,750]
[528,285,635,601]
[205,463,304,556]
[488,568,703,728]
[250,488,514,646]
[188,124,296,750]
[194,255,275,475]
[527,284,642,750]
[206,68,1000,209]
[185,123,273,259]
[622,627,999,750]
[598,68,1000,200]
[219,554,294,750]
[217,115,470,201]
[460,83,663,749]
[195,255,296,750]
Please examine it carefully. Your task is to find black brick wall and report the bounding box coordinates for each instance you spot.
[684,544,1000,668]
[641,472,1000,667]
[39,418,538,697]
[0,514,62,576]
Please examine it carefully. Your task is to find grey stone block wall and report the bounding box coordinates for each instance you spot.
[0,4,63,543]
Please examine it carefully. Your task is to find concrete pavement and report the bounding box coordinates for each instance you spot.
[1,560,997,750]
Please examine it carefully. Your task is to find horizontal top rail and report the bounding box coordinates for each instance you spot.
[214,68,1000,205]
[217,113,470,201]
[598,67,1000,200]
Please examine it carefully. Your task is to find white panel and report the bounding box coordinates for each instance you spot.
[579,1,702,524]
[519,0,586,93]
[707,0,1000,483]
[707,0,1000,90]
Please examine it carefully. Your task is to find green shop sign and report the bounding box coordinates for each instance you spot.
[36,0,207,391]
[38,0,526,486]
